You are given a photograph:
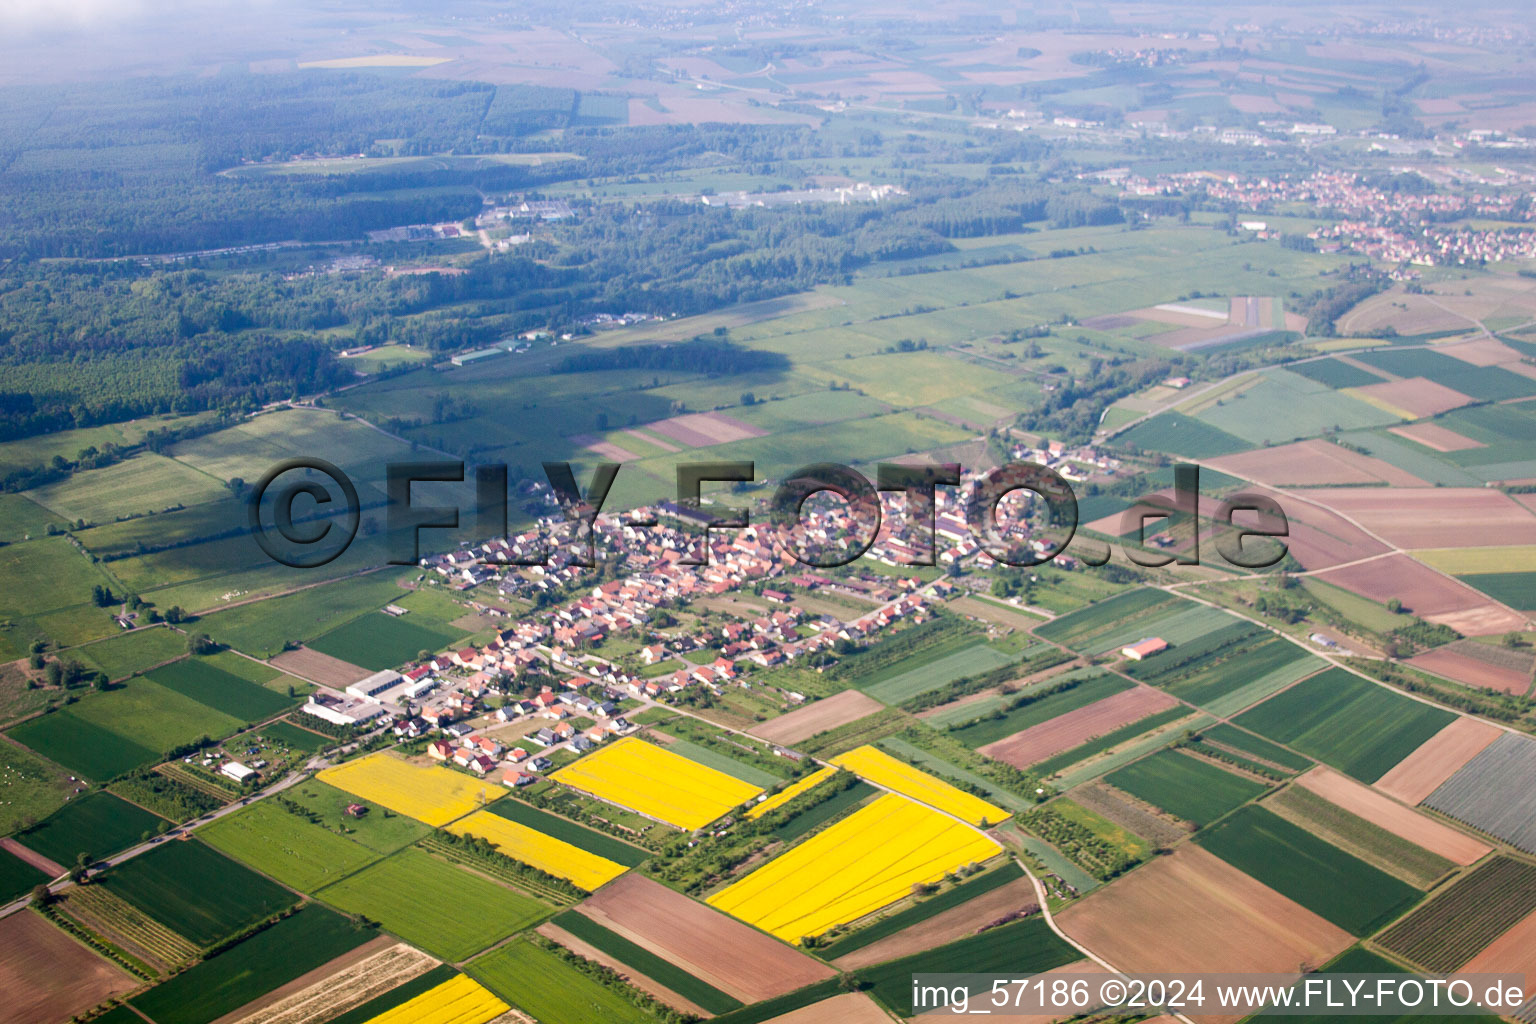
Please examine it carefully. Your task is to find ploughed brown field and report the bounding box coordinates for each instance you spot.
[1057,847,1352,1024]
[832,877,1040,970]
[1207,438,1426,487]
[644,411,766,448]
[749,689,886,745]
[763,992,893,1024]
[1295,767,1490,865]
[568,434,643,462]
[269,646,372,687]
[1313,554,1526,636]
[220,935,415,1024]
[1461,906,1536,979]
[1387,422,1485,452]
[1409,648,1533,696]
[1243,486,1389,570]
[977,686,1179,769]
[1289,488,1536,550]
[1374,717,1505,806]
[536,921,712,1018]
[1351,377,1474,418]
[575,874,835,1003]
[0,909,138,1024]
[0,837,63,878]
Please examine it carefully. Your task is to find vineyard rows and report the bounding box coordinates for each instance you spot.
[1376,856,1536,972]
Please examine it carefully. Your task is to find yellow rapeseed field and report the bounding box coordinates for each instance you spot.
[744,767,837,820]
[708,792,1002,942]
[317,753,492,827]
[362,975,508,1024]
[831,745,1009,826]
[448,809,627,891]
[550,736,762,830]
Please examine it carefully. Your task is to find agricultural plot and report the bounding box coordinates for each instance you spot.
[1262,946,1505,1024]
[28,454,227,523]
[1156,634,1322,711]
[200,575,411,659]
[744,766,837,820]
[7,674,244,780]
[978,686,1180,770]
[1459,571,1536,611]
[651,737,780,788]
[858,642,1014,705]
[307,613,466,673]
[449,809,628,891]
[819,862,1027,962]
[260,719,333,752]
[1198,724,1313,773]
[318,847,549,962]
[486,799,649,866]
[303,959,454,1024]
[1287,358,1388,388]
[1030,707,1195,778]
[1197,805,1419,936]
[707,793,1001,943]
[18,790,164,866]
[1376,856,1536,972]
[317,753,499,828]
[550,736,762,830]
[1422,732,1536,854]
[105,838,298,948]
[1034,587,1186,649]
[772,780,877,842]
[1374,716,1505,806]
[1234,668,1456,783]
[1195,368,1404,444]
[0,909,136,1024]
[467,937,661,1024]
[0,848,49,903]
[1354,348,1536,402]
[1295,767,1489,865]
[344,975,508,1024]
[72,627,187,681]
[1263,784,1453,889]
[548,911,742,1014]
[1105,749,1266,827]
[1116,411,1252,458]
[127,905,374,1024]
[199,800,381,892]
[144,658,295,723]
[577,873,834,1004]
[280,779,430,854]
[1059,845,1352,978]
[829,745,1008,826]
[747,690,885,746]
[949,673,1133,749]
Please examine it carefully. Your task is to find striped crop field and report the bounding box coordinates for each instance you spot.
[1423,733,1536,854]
[360,974,509,1024]
[744,767,838,820]
[831,745,1009,826]
[317,753,496,827]
[448,809,628,891]
[551,736,762,830]
[707,792,1002,943]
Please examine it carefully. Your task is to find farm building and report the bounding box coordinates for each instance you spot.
[1121,637,1168,661]
[222,761,257,783]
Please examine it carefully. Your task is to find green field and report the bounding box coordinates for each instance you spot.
[0,536,116,619]
[947,673,1131,748]
[1197,805,1420,935]
[1234,668,1455,783]
[258,719,333,752]
[859,915,1079,1016]
[771,780,877,842]
[1116,411,1251,458]
[307,612,466,672]
[551,911,742,1014]
[468,937,662,1024]
[0,494,64,543]
[1266,784,1452,888]
[1034,588,1184,648]
[860,642,1016,705]
[1286,358,1388,389]
[28,454,228,523]
[72,628,187,681]
[200,800,382,892]
[145,659,296,723]
[818,862,1025,960]
[129,905,373,1024]
[1152,634,1318,709]
[1199,724,1314,772]
[106,838,299,947]
[280,780,430,854]
[0,847,50,901]
[318,847,550,961]
[200,574,410,658]
[8,674,245,780]
[1195,368,1402,444]
[1354,348,1536,401]
[1105,749,1266,826]
[487,799,651,867]
[1459,571,1536,611]
[1258,947,1502,1024]
[18,790,164,865]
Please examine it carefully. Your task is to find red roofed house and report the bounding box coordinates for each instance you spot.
[1121,637,1168,661]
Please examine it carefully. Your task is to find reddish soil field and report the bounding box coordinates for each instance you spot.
[1247,486,1390,570]
[765,992,892,1024]
[1460,906,1536,979]
[1290,488,1536,549]
[1409,648,1532,696]
[1374,717,1504,806]
[567,434,642,462]
[833,877,1039,969]
[1130,306,1230,329]
[576,874,835,1003]
[0,910,137,1024]
[646,412,767,448]
[537,921,711,1018]
[977,687,1179,768]
[1208,439,1426,487]
[1313,554,1525,635]
[1,837,63,877]
[1387,423,1485,452]
[1352,377,1475,417]
[749,690,886,745]
[1296,767,1490,865]
[1058,847,1351,1023]
[1440,338,1529,367]
[269,647,371,687]
[624,427,679,452]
